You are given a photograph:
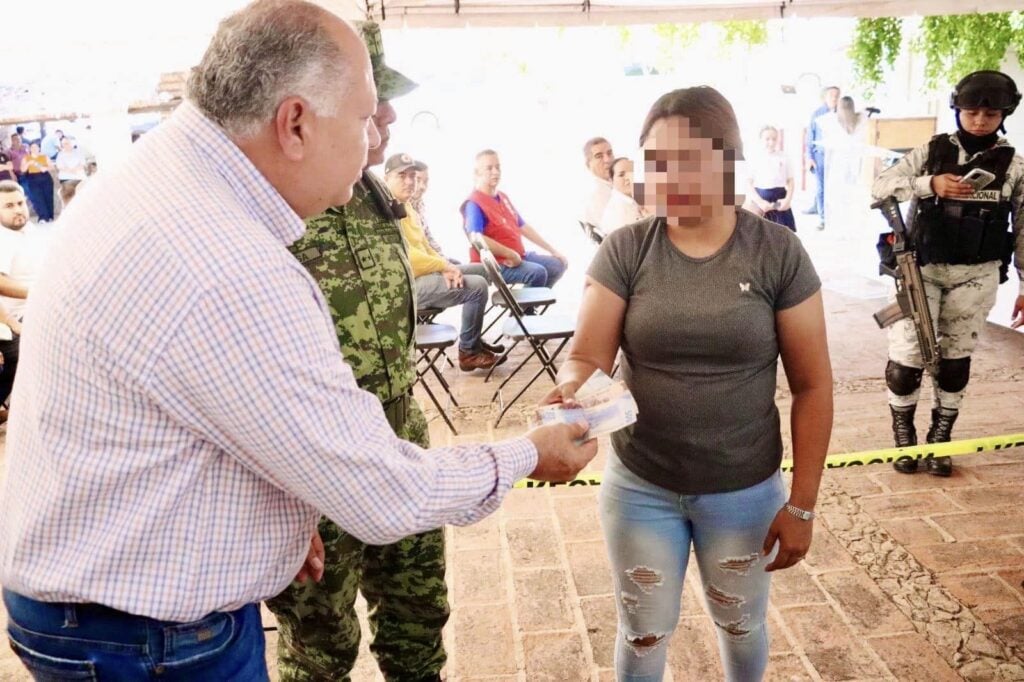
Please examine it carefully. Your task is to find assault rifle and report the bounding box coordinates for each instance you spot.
[872,196,940,375]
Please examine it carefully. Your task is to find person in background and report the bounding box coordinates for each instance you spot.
[0,181,30,412]
[462,149,567,288]
[581,136,615,226]
[747,125,796,231]
[0,149,13,183]
[873,70,1023,477]
[8,135,27,192]
[55,137,87,185]
[40,128,63,160]
[385,152,503,372]
[409,160,451,259]
[544,86,832,681]
[598,156,645,234]
[20,141,55,222]
[818,96,871,236]
[805,85,840,230]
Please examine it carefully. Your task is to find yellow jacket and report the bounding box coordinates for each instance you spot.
[400,205,448,277]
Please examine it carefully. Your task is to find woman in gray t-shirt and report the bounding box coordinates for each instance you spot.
[543,87,833,681]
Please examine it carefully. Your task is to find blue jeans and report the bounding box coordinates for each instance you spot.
[811,152,825,220]
[599,455,786,682]
[416,263,489,352]
[499,252,565,288]
[3,589,269,681]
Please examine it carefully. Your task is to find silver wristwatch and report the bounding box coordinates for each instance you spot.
[783,503,815,521]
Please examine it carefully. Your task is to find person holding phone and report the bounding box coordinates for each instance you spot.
[872,70,1024,476]
[543,86,833,681]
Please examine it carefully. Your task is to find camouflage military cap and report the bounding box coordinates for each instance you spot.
[358,21,417,101]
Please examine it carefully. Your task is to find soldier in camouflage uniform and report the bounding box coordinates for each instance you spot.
[265,23,448,682]
[872,70,1024,477]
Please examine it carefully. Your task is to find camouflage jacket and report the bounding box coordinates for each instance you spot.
[292,171,417,403]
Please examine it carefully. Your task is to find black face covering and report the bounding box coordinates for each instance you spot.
[956,126,1000,156]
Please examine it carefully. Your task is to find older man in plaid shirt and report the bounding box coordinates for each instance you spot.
[0,2,595,680]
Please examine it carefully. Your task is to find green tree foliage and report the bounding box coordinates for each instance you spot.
[849,17,903,96]
[915,13,1024,87]
[719,20,768,47]
[652,23,699,74]
[850,12,1024,94]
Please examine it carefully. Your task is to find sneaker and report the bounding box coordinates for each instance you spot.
[459,349,501,371]
[801,206,818,215]
[816,222,825,231]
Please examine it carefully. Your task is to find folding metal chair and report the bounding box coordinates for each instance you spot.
[465,232,557,340]
[414,323,460,434]
[477,250,575,426]
[416,306,444,324]
[579,220,605,245]
[416,306,455,368]
[481,285,556,337]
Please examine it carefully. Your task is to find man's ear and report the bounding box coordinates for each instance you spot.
[274,97,313,162]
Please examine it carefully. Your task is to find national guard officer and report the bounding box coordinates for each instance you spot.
[872,70,1024,476]
[265,22,449,681]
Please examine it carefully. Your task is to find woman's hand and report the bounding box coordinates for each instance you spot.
[931,173,973,199]
[540,380,581,408]
[1011,295,1024,329]
[762,508,813,572]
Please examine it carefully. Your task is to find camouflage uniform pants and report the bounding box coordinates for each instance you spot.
[888,261,999,409]
[266,399,449,681]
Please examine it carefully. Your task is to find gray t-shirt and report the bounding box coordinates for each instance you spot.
[588,211,821,494]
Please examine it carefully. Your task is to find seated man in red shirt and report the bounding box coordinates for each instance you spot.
[461,149,567,287]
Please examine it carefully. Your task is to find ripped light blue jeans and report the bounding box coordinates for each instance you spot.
[599,454,786,682]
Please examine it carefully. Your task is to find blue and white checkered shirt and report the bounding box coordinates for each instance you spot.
[0,102,536,622]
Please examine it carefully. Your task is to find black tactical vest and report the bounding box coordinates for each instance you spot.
[912,135,1014,269]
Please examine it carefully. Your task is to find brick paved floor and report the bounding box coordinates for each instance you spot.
[2,228,1023,680]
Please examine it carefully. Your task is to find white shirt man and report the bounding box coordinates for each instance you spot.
[580,136,614,226]
[0,182,47,322]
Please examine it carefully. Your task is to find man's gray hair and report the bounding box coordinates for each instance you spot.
[187,0,351,139]
[0,180,24,195]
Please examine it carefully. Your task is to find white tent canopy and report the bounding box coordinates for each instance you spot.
[369,0,1024,27]
[1,0,1018,122]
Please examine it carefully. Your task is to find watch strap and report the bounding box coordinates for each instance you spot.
[784,503,815,521]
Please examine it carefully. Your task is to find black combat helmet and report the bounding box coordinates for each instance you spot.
[949,71,1021,116]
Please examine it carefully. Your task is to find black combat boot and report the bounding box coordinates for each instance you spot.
[890,404,919,474]
[923,407,957,477]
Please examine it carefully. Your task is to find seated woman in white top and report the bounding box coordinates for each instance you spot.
[599,157,646,234]
[55,137,87,184]
[747,125,796,232]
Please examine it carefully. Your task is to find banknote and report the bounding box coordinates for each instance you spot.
[535,371,637,439]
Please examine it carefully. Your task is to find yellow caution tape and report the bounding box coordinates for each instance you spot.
[514,432,1024,489]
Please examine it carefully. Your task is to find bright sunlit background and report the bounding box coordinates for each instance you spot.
[3,2,1023,328]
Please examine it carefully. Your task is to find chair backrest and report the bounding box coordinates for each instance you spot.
[579,220,604,245]
[477,246,526,319]
[467,231,488,254]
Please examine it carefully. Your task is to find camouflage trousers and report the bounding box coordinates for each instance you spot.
[888,261,999,409]
[266,398,449,681]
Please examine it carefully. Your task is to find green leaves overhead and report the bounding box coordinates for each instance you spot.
[849,17,903,96]
[850,12,1024,94]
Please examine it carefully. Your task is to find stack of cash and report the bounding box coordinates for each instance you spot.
[535,370,638,439]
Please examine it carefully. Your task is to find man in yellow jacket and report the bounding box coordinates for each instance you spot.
[384,153,503,371]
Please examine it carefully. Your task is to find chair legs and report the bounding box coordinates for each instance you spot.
[492,337,570,427]
[416,347,459,434]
